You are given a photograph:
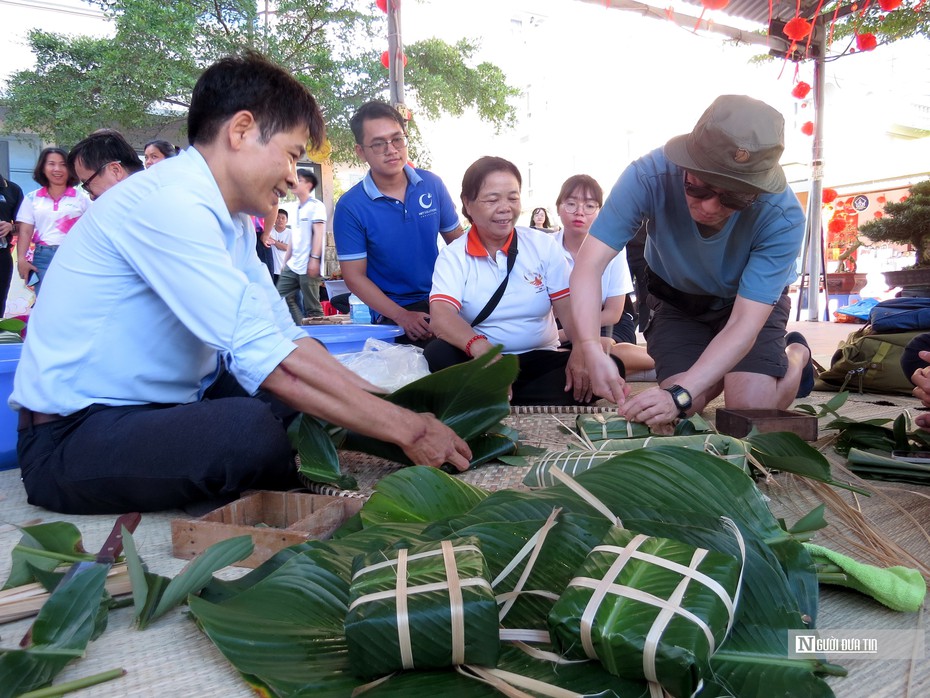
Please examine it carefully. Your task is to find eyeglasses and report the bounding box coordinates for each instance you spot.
[361,135,408,155]
[683,176,757,211]
[561,200,600,215]
[80,161,117,191]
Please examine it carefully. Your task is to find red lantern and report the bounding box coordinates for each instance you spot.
[856,33,878,51]
[878,0,902,9]
[822,188,838,204]
[874,211,884,219]
[877,195,886,204]
[783,17,812,41]
[701,0,730,9]
[380,51,407,68]
[791,82,811,99]
[376,0,388,12]
[828,218,846,234]
[801,121,814,136]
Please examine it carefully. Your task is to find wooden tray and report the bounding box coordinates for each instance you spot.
[715,408,818,441]
[171,490,362,568]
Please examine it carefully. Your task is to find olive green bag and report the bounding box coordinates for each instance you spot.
[815,326,924,395]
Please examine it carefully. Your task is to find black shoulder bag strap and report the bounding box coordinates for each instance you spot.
[471,231,518,327]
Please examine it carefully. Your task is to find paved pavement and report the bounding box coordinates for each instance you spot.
[785,319,860,365]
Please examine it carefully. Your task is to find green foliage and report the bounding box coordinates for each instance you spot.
[122,529,253,629]
[1,0,519,159]
[827,2,930,46]
[859,180,930,267]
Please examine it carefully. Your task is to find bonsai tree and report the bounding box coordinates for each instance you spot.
[859,180,930,267]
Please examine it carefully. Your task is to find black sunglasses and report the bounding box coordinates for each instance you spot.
[683,176,757,211]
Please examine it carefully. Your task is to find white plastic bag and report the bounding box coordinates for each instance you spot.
[337,338,430,392]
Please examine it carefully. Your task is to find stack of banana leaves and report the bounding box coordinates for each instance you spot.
[187,449,856,697]
[828,408,930,485]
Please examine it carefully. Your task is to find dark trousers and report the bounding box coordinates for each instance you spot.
[424,340,625,406]
[17,377,299,515]
[0,247,12,317]
[902,333,930,384]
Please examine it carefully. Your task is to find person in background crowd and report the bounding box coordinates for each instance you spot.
[68,131,144,201]
[278,169,325,322]
[266,208,291,286]
[333,101,463,346]
[528,206,557,232]
[144,140,179,168]
[15,147,90,297]
[11,51,469,516]
[426,156,623,405]
[571,94,811,428]
[0,174,24,317]
[552,174,654,374]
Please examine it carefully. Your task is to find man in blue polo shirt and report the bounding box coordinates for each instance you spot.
[333,101,462,345]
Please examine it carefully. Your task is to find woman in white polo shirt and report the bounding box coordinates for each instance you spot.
[426,156,625,405]
[15,147,89,296]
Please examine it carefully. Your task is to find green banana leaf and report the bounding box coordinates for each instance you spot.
[746,432,871,494]
[293,415,358,490]
[3,522,94,590]
[122,530,253,629]
[0,564,110,698]
[359,465,489,527]
[295,347,519,487]
[188,451,844,697]
[846,447,930,485]
[341,348,518,463]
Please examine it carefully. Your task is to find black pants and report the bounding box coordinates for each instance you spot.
[424,340,625,406]
[17,375,299,514]
[0,248,11,317]
[902,333,930,384]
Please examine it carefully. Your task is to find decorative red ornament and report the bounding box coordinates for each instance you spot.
[791,82,812,99]
[874,211,884,219]
[801,121,814,136]
[822,188,838,204]
[877,195,886,204]
[856,33,878,51]
[380,51,407,68]
[783,17,812,41]
[878,0,902,10]
[376,0,388,13]
[701,0,730,9]
[828,218,846,234]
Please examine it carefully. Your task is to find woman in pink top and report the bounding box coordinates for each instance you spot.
[15,147,89,296]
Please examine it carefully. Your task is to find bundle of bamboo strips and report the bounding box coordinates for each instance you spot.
[0,563,132,624]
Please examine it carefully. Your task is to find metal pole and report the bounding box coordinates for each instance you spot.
[805,23,828,322]
[386,1,406,114]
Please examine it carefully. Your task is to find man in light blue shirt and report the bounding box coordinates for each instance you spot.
[11,52,470,515]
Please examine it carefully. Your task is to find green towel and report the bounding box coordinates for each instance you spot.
[804,543,926,612]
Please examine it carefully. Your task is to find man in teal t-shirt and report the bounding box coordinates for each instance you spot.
[571,95,811,428]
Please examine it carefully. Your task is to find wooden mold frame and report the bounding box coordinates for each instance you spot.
[171,490,363,568]
[715,408,819,442]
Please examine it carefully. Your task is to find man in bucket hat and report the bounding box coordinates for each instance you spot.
[570,94,811,427]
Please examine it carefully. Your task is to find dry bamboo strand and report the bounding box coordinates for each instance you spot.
[0,564,132,625]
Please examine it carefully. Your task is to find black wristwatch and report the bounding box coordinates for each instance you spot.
[664,384,692,419]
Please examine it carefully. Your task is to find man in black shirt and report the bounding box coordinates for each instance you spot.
[0,174,24,317]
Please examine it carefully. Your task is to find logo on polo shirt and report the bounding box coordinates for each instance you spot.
[418,193,433,209]
[524,272,544,292]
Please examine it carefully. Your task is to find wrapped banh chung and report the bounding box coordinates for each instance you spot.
[548,526,742,697]
[345,537,500,679]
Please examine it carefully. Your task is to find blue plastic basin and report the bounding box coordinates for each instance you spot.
[300,324,404,355]
[0,343,23,471]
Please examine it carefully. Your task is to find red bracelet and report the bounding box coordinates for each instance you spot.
[465,334,488,358]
